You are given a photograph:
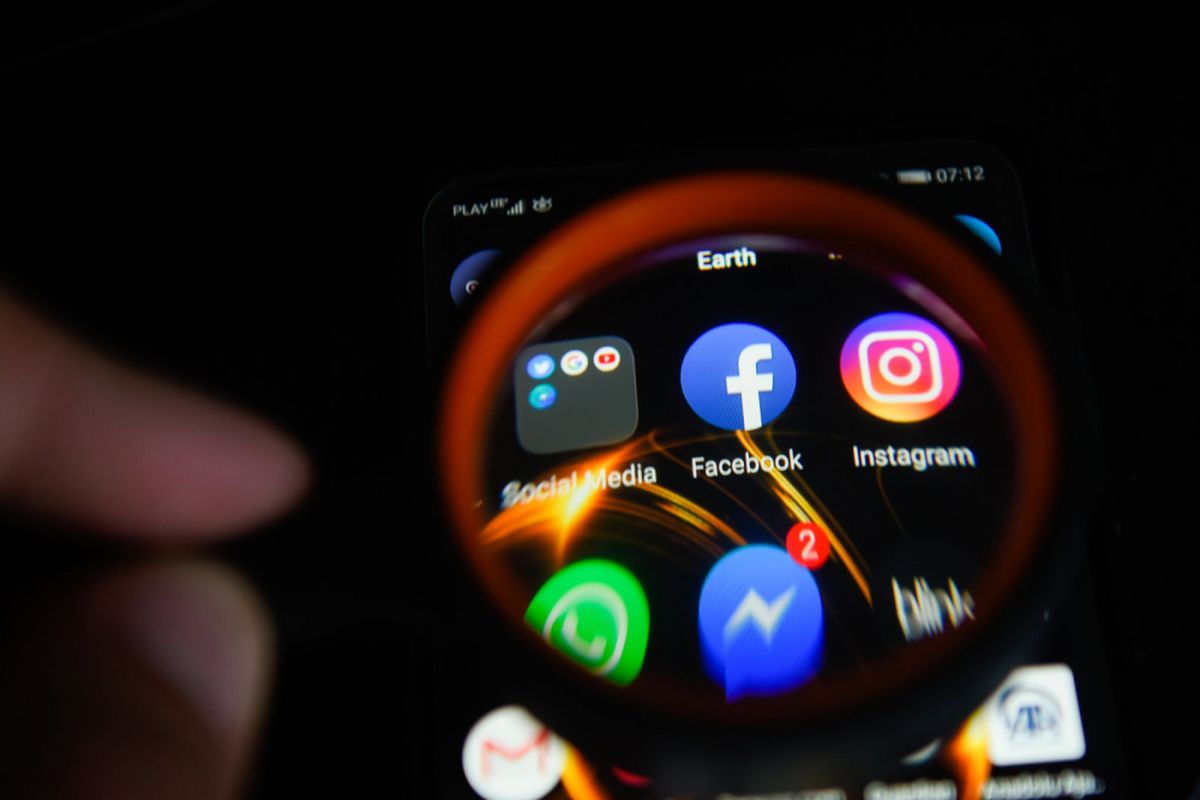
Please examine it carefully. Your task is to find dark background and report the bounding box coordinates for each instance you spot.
[0,7,1194,797]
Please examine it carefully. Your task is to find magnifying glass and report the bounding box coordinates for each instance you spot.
[436,172,1070,793]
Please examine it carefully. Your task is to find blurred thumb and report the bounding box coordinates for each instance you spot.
[1,561,273,800]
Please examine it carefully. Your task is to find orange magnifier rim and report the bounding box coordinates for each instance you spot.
[437,172,1058,718]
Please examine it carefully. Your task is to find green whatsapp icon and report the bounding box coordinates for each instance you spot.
[525,559,650,686]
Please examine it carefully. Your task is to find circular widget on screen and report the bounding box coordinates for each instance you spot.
[840,312,961,422]
[561,350,589,376]
[462,705,566,800]
[526,353,556,380]
[593,345,621,372]
[528,384,557,410]
[698,545,824,701]
[450,248,503,307]
[681,323,796,431]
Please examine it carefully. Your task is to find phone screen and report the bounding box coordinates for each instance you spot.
[421,144,1129,799]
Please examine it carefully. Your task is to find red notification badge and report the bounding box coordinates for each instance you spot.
[786,521,830,569]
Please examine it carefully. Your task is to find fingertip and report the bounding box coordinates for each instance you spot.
[96,560,275,751]
[2,561,277,800]
[0,288,312,541]
[96,384,315,541]
[78,560,275,799]
[9,357,312,541]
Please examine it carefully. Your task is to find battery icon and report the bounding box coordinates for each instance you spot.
[896,169,933,185]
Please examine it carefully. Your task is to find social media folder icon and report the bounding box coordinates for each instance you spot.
[525,559,650,686]
[681,323,796,431]
[514,336,638,454]
[698,545,823,701]
[461,705,567,800]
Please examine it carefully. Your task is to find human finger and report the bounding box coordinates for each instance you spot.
[0,559,273,800]
[0,290,308,540]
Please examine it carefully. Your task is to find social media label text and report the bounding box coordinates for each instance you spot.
[500,462,659,509]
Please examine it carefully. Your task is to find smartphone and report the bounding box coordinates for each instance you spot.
[420,143,1129,799]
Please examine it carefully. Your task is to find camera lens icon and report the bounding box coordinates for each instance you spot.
[866,335,938,399]
[841,313,960,423]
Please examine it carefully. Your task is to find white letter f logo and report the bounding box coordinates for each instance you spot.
[726,343,774,430]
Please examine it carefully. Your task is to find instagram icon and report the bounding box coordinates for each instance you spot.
[840,312,961,422]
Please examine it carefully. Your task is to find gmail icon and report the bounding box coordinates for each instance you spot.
[462,705,567,800]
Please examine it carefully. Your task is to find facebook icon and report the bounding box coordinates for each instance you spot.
[680,323,797,431]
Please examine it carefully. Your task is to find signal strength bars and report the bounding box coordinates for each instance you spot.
[506,199,526,216]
